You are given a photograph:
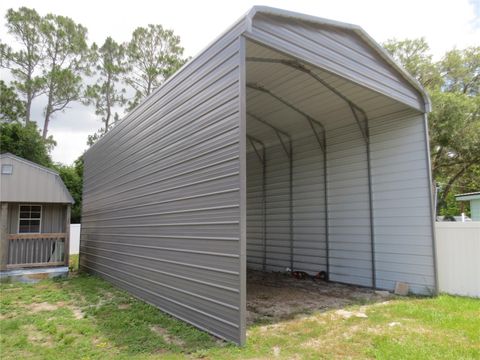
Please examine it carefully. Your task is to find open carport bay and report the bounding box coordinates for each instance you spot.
[244,38,434,292]
[246,270,390,325]
[81,7,436,345]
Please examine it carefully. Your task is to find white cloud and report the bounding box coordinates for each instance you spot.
[1,0,478,164]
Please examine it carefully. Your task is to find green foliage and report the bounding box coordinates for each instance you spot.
[1,7,90,138]
[54,156,83,223]
[383,38,442,89]
[0,121,55,167]
[0,7,45,123]
[441,47,480,95]
[40,13,90,138]
[0,80,26,122]
[84,37,127,137]
[429,91,480,199]
[125,24,186,110]
[86,129,103,146]
[384,39,480,215]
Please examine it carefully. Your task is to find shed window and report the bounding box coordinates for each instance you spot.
[1,164,13,175]
[18,205,42,233]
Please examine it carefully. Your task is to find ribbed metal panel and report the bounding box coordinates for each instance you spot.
[326,123,372,287]
[81,8,437,347]
[0,154,73,204]
[248,13,425,112]
[370,111,435,294]
[247,135,326,273]
[81,20,246,344]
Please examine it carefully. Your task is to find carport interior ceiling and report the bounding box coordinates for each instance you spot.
[245,40,411,142]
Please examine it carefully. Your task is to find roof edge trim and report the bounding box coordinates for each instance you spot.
[85,9,252,154]
[1,153,59,176]
[247,6,431,112]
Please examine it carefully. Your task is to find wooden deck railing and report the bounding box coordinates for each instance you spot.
[7,233,67,269]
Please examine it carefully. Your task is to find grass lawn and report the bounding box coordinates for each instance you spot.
[1,259,479,359]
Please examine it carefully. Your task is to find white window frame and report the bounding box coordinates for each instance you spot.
[18,204,42,234]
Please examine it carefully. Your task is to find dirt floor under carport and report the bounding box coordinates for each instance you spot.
[246,270,392,325]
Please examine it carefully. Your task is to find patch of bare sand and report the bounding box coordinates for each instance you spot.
[150,325,185,347]
[70,307,84,319]
[24,324,54,347]
[29,302,60,312]
[247,270,391,325]
[27,301,84,319]
[0,312,15,320]
[335,309,368,319]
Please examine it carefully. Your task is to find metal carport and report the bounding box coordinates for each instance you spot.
[80,6,436,345]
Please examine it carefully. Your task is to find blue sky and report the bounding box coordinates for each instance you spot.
[1,0,479,164]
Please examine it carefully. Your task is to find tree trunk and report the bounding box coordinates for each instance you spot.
[25,60,34,124]
[43,91,53,139]
[42,112,50,138]
[104,110,111,133]
[25,95,32,124]
[104,75,112,132]
[147,79,152,96]
[437,165,470,213]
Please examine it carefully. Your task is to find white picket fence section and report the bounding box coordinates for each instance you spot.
[69,224,81,255]
[435,222,480,297]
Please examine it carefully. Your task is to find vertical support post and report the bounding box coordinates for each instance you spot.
[352,107,376,290]
[423,113,439,295]
[238,35,247,346]
[64,204,71,268]
[289,139,294,272]
[0,203,8,271]
[323,136,330,280]
[247,135,267,272]
[365,121,376,290]
[247,112,293,272]
[262,146,267,271]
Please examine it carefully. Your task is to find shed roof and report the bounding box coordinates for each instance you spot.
[0,153,74,204]
[455,191,480,201]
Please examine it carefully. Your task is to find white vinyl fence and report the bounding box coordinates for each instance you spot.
[435,222,480,297]
[69,224,81,255]
[70,222,479,296]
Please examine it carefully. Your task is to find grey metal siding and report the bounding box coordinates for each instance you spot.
[326,124,373,287]
[7,203,66,234]
[247,134,326,273]
[80,22,246,344]
[246,148,264,269]
[370,111,435,294]
[248,13,425,112]
[246,113,434,293]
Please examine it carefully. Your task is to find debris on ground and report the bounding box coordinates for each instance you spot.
[247,270,392,325]
[335,309,368,319]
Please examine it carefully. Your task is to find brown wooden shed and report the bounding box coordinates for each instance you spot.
[0,153,74,272]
